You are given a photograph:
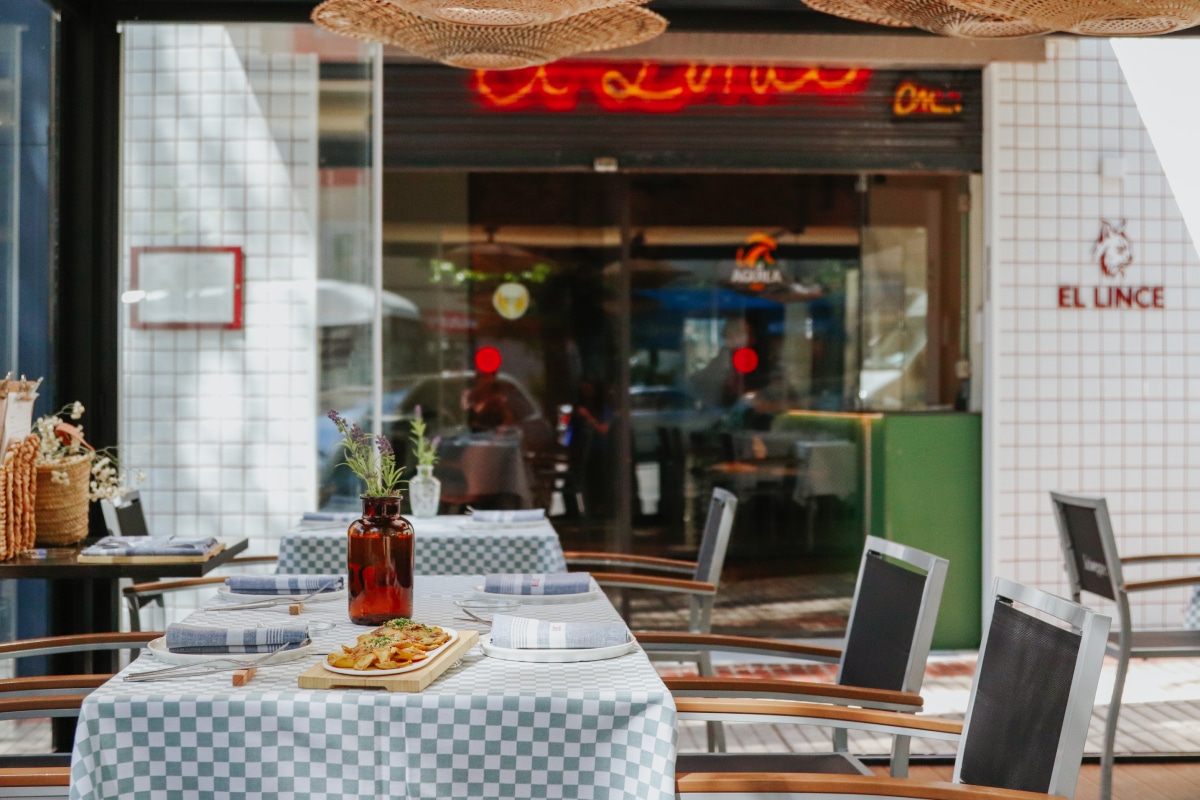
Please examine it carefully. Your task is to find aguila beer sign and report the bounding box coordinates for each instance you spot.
[473,61,872,113]
[1058,220,1163,310]
[731,232,784,290]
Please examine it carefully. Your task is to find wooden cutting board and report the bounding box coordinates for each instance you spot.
[76,541,226,564]
[297,630,478,693]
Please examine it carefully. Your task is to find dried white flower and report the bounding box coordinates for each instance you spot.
[69,402,84,420]
[50,470,69,485]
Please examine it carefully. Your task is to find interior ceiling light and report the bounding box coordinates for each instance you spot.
[803,0,1050,36]
[312,0,667,70]
[946,0,1200,35]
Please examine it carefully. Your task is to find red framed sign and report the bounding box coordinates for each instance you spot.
[128,246,244,330]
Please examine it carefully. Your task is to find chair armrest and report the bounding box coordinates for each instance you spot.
[674,697,961,741]
[0,632,162,660]
[0,694,89,721]
[563,551,697,575]
[1124,575,1200,593]
[123,576,228,598]
[0,675,112,695]
[230,555,278,565]
[666,677,923,712]
[675,773,1063,800]
[590,572,716,595]
[0,767,73,788]
[635,632,841,664]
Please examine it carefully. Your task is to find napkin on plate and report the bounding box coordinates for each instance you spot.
[225,574,344,595]
[469,509,546,524]
[82,536,219,557]
[164,623,309,655]
[490,615,629,650]
[484,573,591,596]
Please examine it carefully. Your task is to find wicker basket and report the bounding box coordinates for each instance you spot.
[398,0,645,27]
[34,454,92,547]
[802,0,913,27]
[313,0,668,69]
[947,0,1200,35]
[806,0,1049,36]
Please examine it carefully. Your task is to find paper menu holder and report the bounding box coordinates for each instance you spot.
[0,375,42,455]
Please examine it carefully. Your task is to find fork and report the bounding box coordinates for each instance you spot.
[123,641,300,682]
[204,578,340,612]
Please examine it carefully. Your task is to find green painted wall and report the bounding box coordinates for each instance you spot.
[872,414,982,650]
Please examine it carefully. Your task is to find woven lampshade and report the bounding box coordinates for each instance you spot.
[395,0,643,27]
[804,0,1048,35]
[947,0,1200,34]
[312,0,667,69]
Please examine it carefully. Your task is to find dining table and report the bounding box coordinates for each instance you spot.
[277,515,568,576]
[68,574,677,800]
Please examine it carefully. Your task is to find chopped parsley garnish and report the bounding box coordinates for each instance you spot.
[384,618,413,629]
[367,635,393,647]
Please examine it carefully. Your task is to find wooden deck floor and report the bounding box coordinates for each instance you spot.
[892,764,1200,800]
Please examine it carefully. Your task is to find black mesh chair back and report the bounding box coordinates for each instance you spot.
[693,488,737,585]
[953,579,1110,799]
[835,537,948,695]
[1051,492,1120,601]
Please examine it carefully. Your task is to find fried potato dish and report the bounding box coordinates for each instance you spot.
[326,618,452,671]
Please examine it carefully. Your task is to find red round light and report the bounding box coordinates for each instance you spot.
[474,346,502,374]
[731,347,758,375]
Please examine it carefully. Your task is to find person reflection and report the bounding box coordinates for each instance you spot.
[570,378,613,518]
[691,318,752,408]
[462,371,515,433]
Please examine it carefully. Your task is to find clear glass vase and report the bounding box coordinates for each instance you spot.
[409,464,441,519]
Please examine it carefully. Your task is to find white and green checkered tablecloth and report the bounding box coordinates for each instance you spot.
[276,516,568,576]
[69,575,676,800]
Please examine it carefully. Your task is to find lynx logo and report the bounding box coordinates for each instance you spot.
[1057,220,1163,309]
[1094,219,1133,279]
[732,232,784,289]
[1081,554,1109,579]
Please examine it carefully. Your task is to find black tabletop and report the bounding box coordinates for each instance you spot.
[0,538,250,580]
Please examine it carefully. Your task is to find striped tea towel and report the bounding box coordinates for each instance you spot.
[82,536,219,557]
[484,573,591,596]
[490,615,629,650]
[225,574,344,595]
[164,624,309,655]
[470,509,546,524]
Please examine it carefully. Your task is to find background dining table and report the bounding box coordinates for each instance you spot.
[68,574,676,800]
[276,515,568,576]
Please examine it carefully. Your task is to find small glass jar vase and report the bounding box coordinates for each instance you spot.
[347,495,414,625]
[408,464,441,519]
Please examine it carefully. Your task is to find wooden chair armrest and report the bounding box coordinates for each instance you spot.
[674,697,962,740]
[0,694,89,717]
[590,572,716,595]
[676,773,1063,800]
[230,555,278,565]
[563,551,697,574]
[665,678,922,712]
[635,632,842,664]
[0,767,73,788]
[0,675,112,694]
[1122,553,1200,565]
[0,632,161,659]
[1124,575,1200,593]
[123,576,229,597]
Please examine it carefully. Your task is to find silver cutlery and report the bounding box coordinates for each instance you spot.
[124,640,304,683]
[204,578,340,612]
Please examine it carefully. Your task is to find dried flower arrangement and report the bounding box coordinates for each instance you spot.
[410,406,440,467]
[34,402,143,502]
[327,409,405,497]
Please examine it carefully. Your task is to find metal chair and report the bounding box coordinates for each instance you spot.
[674,578,1111,800]
[1050,490,1200,800]
[640,535,948,778]
[0,632,161,798]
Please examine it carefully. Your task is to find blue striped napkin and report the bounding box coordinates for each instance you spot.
[470,509,546,523]
[484,573,592,596]
[490,615,629,650]
[164,624,309,655]
[225,574,344,595]
[82,536,219,557]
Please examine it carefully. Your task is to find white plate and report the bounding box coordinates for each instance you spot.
[479,634,637,663]
[148,636,314,666]
[321,627,460,676]
[217,585,346,603]
[473,580,602,605]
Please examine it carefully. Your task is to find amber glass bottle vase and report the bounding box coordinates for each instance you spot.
[347,495,414,625]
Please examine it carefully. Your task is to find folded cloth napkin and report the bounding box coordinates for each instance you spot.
[300,511,359,523]
[82,536,219,557]
[225,574,344,595]
[490,615,629,650]
[484,573,592,596]
[164,623,309,655]
[470,508,546,524]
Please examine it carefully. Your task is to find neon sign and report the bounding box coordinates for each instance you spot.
[474,61,872,113]
[892,80,963,117]
[731,232,784,290]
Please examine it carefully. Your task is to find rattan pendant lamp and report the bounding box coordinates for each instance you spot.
[312,0,668,70]
[803,0,1050,36]
[946,0,1200,35]
[395,0,643,26]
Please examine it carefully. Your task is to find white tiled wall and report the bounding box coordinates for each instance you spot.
[989,38,1200,627]
[120,25,319,560]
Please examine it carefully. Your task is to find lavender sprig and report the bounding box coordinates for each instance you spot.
[327,409,405,497]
